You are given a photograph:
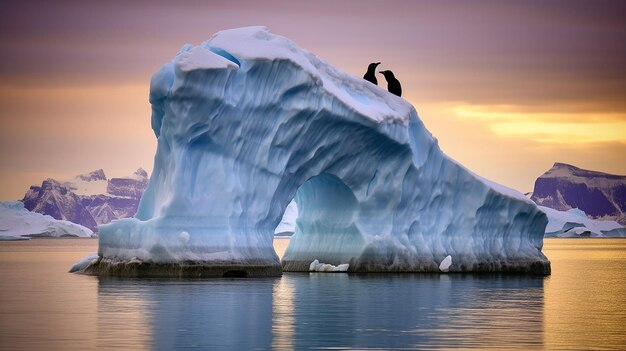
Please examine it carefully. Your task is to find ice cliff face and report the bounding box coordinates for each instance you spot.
[93,26,549,276]
[23,168,148,231]
[531,163,626,225]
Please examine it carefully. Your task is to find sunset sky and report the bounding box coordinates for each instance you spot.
[1,0,625,200]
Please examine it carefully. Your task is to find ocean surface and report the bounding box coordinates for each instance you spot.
[0,238,625,350]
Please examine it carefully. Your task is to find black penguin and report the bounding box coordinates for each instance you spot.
[379,70,402,97]
[363,62,381,85]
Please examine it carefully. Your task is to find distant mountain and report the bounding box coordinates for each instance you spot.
[22,178,98,230]
[531,163,626,225]
[22,168,148,231]
[0,201,93,239]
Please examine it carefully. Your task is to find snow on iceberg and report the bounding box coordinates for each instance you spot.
[79,26,549,277]
[0,201,93,238]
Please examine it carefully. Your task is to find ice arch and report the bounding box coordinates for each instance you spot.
[78,27,550,277]
[281,173,366,270]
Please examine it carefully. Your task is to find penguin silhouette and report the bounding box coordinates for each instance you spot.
[379,70,402,97]
[363,62,381,85]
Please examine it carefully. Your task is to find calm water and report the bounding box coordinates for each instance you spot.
[0,238,625,350]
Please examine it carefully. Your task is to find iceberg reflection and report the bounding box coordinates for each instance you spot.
[97,273,544,350]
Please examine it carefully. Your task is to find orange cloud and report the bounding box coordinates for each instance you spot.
[452,104,626,143]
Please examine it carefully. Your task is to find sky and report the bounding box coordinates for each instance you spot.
[1,0,625,200]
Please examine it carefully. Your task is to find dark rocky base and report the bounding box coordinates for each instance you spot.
[77,257,282,278]
[75,256,550,277]
[282,259,551,275]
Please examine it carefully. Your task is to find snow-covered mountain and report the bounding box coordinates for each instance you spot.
[22,168,148,231]
[531,163,626,225]
[0,201,92,240]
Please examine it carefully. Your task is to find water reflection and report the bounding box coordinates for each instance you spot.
[272,276,295,351]
[543,239,626,350]
[98,278,276,350]
[282,274,545,350]
[4,238,626,350]
[0,243,100,351]
[97,279,152,350]
[96,273,545,350]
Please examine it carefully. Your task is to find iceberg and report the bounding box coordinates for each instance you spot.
[77,26,549,277]
[0,201,93,239]
[540,206,625,238]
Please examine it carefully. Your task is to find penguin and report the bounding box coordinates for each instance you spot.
[363,62,381,85]
[379,70,402,97]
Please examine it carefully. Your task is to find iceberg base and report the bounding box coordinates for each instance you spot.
[352,260,550,275]
[75,257,282,278]
[282,257,550,275]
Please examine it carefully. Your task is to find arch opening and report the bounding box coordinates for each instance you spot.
[278,173,366,271]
